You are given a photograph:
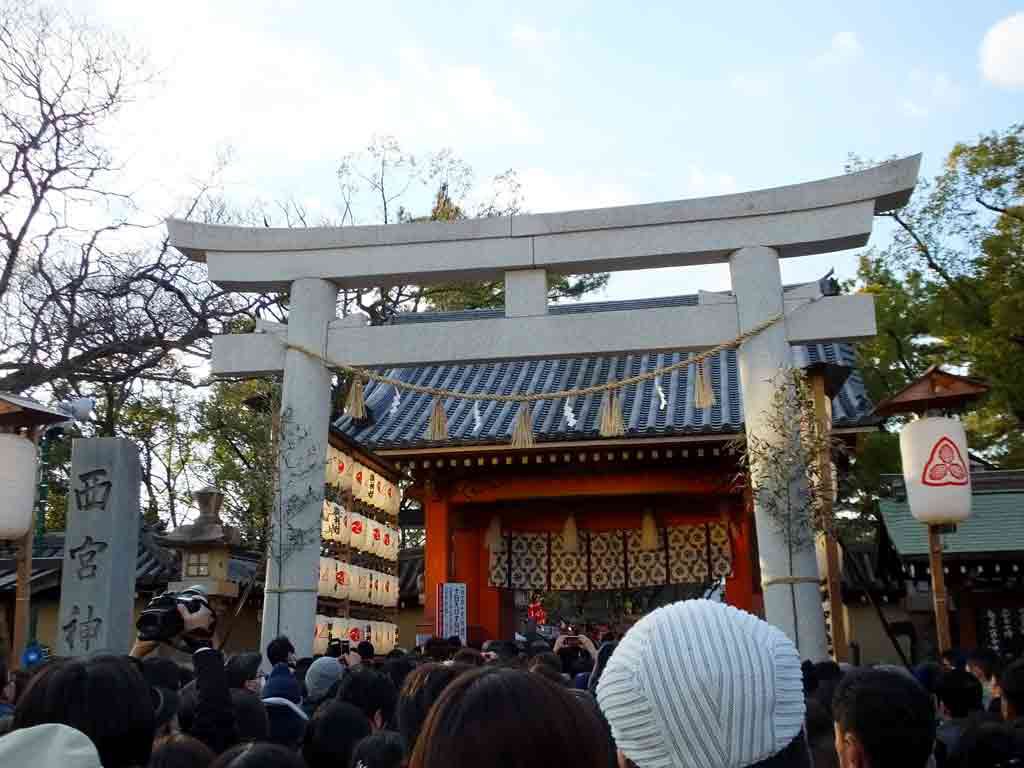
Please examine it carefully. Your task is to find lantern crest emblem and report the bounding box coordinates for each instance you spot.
[921,436,968,486]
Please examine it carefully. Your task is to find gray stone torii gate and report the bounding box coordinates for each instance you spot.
[169,156,920,661]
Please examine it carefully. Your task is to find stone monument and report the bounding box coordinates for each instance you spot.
[56,438,141,656]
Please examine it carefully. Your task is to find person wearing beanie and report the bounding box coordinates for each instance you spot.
[303,657,344,717]
[261,662,308,748]
[596,600,807,768]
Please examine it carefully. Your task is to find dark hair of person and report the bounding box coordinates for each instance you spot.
[149,733,216,768]
[294,657,314,697]
[804,699,839,768]
[747,731,813,768]
[337,666,398,727]
[231,689,270,742]
[422,637,450,662]
[385,649,405,660]
[453,648,483,667]
[802,660,819,696]
[14,655,156,768]
[350,730,406,768]
[814,661,843,683]
[967,648,1000,681]
[530,663,566,686]
[528,652,561,675]
[226,652,263,689]
[446,636,463,651]
[326,639,343,659]
[357,641,376,660]
[211,742,305,768]
[382,657,417,693]
[8,669,32,705]
[999,659,1024,718]
[935,669,984,718]
[913,661,943,694]
[266,636,295,667]
[396,663,462,756]
[951,720,1024,768]
[303,701,372,768]
[587,641,617,696]
[408,667,608,768]
[833,669,936,768]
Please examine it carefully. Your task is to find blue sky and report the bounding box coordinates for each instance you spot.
[81,0,1024,300]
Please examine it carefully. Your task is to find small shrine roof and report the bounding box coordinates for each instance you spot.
[335,293,876,451]
[879,470,1024,559]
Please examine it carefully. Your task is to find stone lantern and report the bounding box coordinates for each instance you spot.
[163,487,240,598]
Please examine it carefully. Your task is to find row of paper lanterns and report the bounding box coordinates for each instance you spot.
[314,616,398,655]
[326,448,400,516]
[322,502,399,561]
[318,557,399,606]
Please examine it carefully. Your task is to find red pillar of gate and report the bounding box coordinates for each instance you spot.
[422,483,452,637]
[724,497,755,613]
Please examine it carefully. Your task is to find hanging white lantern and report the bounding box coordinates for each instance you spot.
[330,616,348,644]
[334,560,351,600]
[900,417,972,524]
[0,435,37,540]
[314,615,331,655]
[318,557,335,598]
[350,512,367,552]
[336,504,351,547]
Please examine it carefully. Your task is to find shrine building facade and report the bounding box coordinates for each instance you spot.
[337,291,876,643]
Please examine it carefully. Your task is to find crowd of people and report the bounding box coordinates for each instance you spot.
[0,598,1022,768]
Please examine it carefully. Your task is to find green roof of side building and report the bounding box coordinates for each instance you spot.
[879,470,1024,558]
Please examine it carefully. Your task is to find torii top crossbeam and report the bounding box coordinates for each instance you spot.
[169,156,920,292]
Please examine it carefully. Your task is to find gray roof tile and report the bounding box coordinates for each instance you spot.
[337,295,874,449]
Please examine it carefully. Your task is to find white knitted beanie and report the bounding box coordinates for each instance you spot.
[596,600,805,768]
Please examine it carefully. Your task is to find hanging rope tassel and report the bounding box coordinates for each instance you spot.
[695,358,716,409]
[427,397,449,441]
[345,376,367,420]
[510,402,535,449]
[599,391,626,438]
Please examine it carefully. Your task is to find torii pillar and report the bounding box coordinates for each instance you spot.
[261,278,336,659]
[731,246,828,658]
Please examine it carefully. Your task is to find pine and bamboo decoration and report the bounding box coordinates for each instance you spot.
[427,398,449,441]
[344,376,368,420]
[695,358,716,409]
[510,403,535,450]
[599,392,626,438]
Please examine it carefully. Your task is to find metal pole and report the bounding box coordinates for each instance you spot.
[928,524,952,653]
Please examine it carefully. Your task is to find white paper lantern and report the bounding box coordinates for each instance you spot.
[317,557,335,598]
[321,501,343,543]
[335,504,351,547]
[329,616,347,643]
[349,512,367,552]
[900,416,972,524]
[338,452,354,492]
[368,521,383,556]
[352,463,367,503]
[0,435,37,540]
[334,560,351,600]
[381,525,396,562]
[314,615,331,655]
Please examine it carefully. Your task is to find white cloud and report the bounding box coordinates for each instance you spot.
[517,168,634,212]
[509,23,543,46]
[811,31,863,70]
[902,100,928,119]
[86,1,537,219]
[830,31,863,58]
[980,12,1024,88]
[900,69,962,118]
